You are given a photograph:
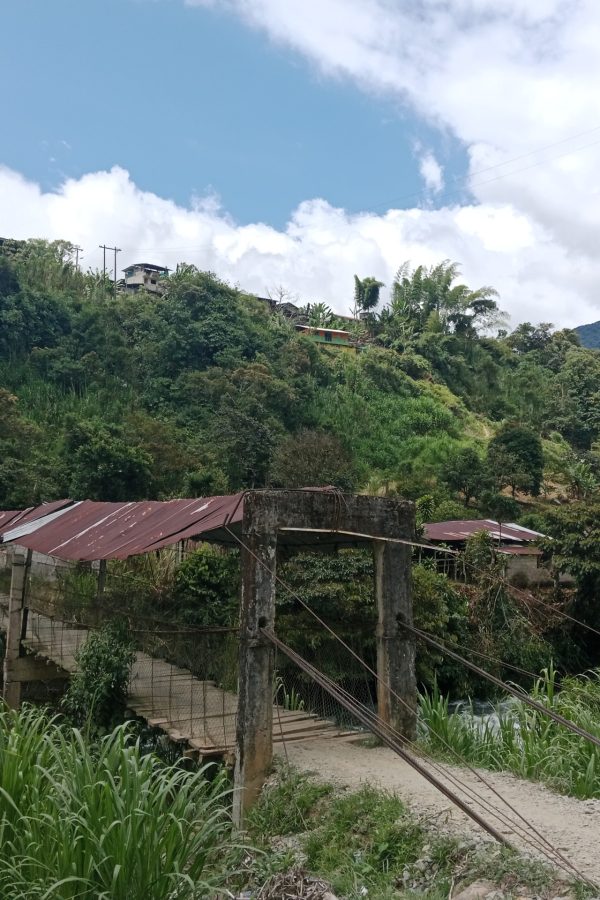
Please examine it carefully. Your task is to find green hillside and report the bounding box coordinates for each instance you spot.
[575,319,600,349]
[2,241,600,520]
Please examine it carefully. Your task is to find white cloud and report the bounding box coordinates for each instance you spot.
[1,163,597,328]
[417,150,444,195]
[175,0,600,326]
[3,0,600,327]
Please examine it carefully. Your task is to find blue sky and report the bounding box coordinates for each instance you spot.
[0,0,465,228]
[1,0,599,326]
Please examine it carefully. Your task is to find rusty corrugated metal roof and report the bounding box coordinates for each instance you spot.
[0,500,74,533]
[424,519,544,544]
[0,495,245,561]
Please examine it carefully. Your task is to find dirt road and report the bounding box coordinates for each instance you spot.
[277,737,600,884]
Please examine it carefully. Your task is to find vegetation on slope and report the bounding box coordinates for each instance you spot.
[3,241,600,513]
[420,668,600,800]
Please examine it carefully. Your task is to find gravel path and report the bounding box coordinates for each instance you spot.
[277,737,600,884]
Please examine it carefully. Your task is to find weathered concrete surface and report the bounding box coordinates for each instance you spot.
[3,553,26,708]
[233,491,415,824]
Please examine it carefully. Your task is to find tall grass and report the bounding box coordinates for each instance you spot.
[0,705,243,899]
[419,669,600,799]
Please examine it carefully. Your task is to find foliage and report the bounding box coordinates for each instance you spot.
[0,706,242,899]
[441,445,488,505]
[270,428,356,489]
[487,423,544,496]
[420,668,600,799]
[174,546,240,626]
[62,620,135,732]
[246,763,564,900]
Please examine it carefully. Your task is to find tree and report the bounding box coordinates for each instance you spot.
[306,302,334,327]
[487,424,544,497]
[441,446,488,506]
[353,275,384,318]
[382,260,502,341]
[66,422,153,501]
[270,429,356,490]
[505,322,554,355]
[541,502,600,661]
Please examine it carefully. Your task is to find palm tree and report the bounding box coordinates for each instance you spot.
[353,275,384,318]
[306,302,334,327]
[384,260,501,340]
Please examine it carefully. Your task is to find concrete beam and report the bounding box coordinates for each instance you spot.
[232,491,415,824]
[3,553,26,709]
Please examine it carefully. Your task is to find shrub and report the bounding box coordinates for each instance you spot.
[174,546,239,626]
[62,620,135,733]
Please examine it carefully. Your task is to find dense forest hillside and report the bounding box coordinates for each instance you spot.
[575,319,600,349]
[2,241,600,519]
[5,239,600,685]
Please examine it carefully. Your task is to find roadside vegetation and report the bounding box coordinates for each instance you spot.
[0,705,242,900]
[0,706,577,900]
[420,669,600,800]
[245,762,575,900]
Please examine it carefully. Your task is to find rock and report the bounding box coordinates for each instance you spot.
[453,881,499,900]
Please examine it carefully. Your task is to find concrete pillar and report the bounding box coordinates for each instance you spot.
[373,538,416,741]
[3,553,26,709]
[233,499,278,827]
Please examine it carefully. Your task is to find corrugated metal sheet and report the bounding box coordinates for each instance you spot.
[424,519,544,544]
[498,546,543,556]
[0,499,74,533]
[0,510,23,530]
[0,494,245,561]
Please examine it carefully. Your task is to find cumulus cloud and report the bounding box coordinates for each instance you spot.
[417,149,444,195]
[177,0,600,325]
[1,163,597,328]
[4,0,600,327]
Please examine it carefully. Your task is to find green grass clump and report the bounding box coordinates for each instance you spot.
[303,785,427,898]
[419,669,600,799]
[248,765,476,899]
[0,705,243,899]
[246,765,333,838]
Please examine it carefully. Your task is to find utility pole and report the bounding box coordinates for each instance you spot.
[73,245,83,272]
[99,244,107,283]
[113,245,121,298]
[99,244,121,297]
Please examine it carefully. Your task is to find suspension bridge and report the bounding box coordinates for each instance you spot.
[0,594,353,758]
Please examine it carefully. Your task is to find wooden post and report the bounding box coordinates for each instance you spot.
[233,496,278,827]
[3,553,26,709]
[97,559,107,597]
[373,537,416,742]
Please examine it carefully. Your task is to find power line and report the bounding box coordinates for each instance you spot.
[99,244,122,297]
[225,524,591,884]
[119,122,600,259]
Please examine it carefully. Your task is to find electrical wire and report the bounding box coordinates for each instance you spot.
[263,628,595,887]
[226,525,593,884]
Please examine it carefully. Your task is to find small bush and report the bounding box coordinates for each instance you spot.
[174,546,239,626]
[62,620,135,733]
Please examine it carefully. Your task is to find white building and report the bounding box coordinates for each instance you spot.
[122,263,169,295]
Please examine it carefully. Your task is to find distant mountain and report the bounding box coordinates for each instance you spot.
[575,321,600,349]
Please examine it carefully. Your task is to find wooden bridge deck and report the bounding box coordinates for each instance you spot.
[0,599,351,755]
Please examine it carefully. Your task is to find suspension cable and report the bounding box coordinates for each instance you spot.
[226,526,592,883]
[263,628,595,887]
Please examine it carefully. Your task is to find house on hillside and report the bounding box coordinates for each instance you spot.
[423,519,573,587]
[294,324,361,353]
[122,263,169,295]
